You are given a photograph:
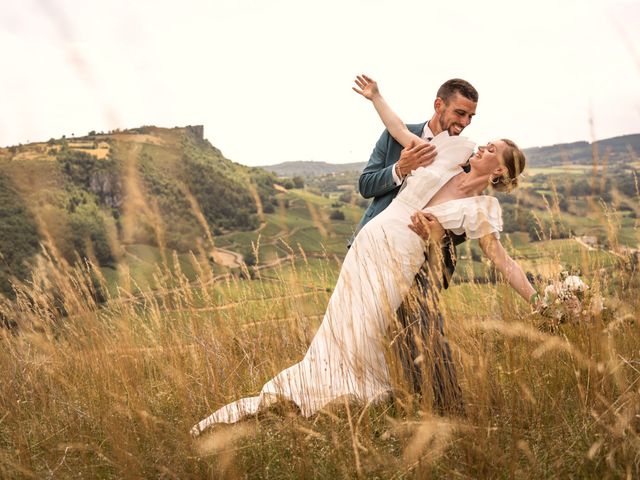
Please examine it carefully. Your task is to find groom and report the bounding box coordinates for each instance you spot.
[351,78,478,413]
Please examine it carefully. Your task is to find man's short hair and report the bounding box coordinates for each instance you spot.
[437,79,478,104]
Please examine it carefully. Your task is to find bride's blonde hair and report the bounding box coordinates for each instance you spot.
[491,139,526,193]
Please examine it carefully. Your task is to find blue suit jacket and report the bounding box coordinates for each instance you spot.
[350,122,467,288]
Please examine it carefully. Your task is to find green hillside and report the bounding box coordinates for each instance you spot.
[524,133,640,167]
[0,126,279,297]
[302,143,639,254]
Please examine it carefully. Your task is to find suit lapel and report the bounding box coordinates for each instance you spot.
[408,122,427,137]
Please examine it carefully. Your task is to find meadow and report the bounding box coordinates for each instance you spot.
[1,134,639,478]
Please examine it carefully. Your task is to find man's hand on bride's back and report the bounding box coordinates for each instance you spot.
[409,212,445,245]
[352,74,380,100]
[396,141,437,178]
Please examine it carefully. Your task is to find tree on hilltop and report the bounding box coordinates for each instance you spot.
[293,176,305,189]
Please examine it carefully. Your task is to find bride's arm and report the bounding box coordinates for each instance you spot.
[353,75,425,149]
[479,234,538,303]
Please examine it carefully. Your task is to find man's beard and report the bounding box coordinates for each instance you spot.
[439,116,462,136]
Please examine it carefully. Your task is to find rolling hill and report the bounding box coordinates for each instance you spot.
[262,133,640,177]
[263,160,367,177]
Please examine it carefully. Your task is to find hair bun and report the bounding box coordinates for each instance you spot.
[489,175,519,193]
[500,138,526,194]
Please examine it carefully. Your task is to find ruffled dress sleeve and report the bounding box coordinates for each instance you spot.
[424,195,503,239]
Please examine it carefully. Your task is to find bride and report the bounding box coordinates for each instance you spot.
[191,75,539,437]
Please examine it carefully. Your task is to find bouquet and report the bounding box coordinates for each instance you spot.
[538,271,591,324]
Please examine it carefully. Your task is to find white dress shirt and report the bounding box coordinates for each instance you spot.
[391,123,435,186]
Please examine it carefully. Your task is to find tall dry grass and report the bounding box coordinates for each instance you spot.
[1,145,639,479]
[1,230,638,478]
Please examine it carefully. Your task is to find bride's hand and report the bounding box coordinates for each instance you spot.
[352,74,380,101]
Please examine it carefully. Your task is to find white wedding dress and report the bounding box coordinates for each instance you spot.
[191,132,503,436]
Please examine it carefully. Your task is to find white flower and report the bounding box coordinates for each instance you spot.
[562,275,589,293]
[543,275,589,306]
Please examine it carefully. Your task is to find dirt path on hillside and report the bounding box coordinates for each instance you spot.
[211,248,244,268]
[574,237,596,251]
[573,236,626,258]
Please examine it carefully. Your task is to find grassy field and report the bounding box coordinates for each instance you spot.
[2,197,640,480]
[526,165,595,176]
[1,238,638,479]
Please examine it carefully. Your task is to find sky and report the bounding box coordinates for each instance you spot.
[1,0,639,167]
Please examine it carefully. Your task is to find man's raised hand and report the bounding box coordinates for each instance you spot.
[352,74,380,101]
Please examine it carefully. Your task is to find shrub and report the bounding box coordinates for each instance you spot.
[0,175,41,298]
[263,204,275,214]
[329,209,345,221]
[339,191,352,203]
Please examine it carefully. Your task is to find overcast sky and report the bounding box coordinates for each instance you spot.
[1,0,639,166]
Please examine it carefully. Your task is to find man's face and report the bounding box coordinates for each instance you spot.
[435,92,477,136]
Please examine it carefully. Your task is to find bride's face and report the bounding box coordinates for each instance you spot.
[468,140,508,175]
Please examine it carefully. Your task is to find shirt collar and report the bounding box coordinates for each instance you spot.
[421,123,435,140]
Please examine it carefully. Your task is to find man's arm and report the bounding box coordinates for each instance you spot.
[358,129,398,199]
[409,212,445,279]
[359,135,438,199]
[409,212,445,246]
[410,212,465,290]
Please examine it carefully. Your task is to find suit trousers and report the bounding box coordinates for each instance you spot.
[392,259,464,414]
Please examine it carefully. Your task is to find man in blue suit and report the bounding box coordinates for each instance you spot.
[352,78,478,413]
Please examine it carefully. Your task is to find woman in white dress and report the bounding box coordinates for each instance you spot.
[191,75,539,437]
